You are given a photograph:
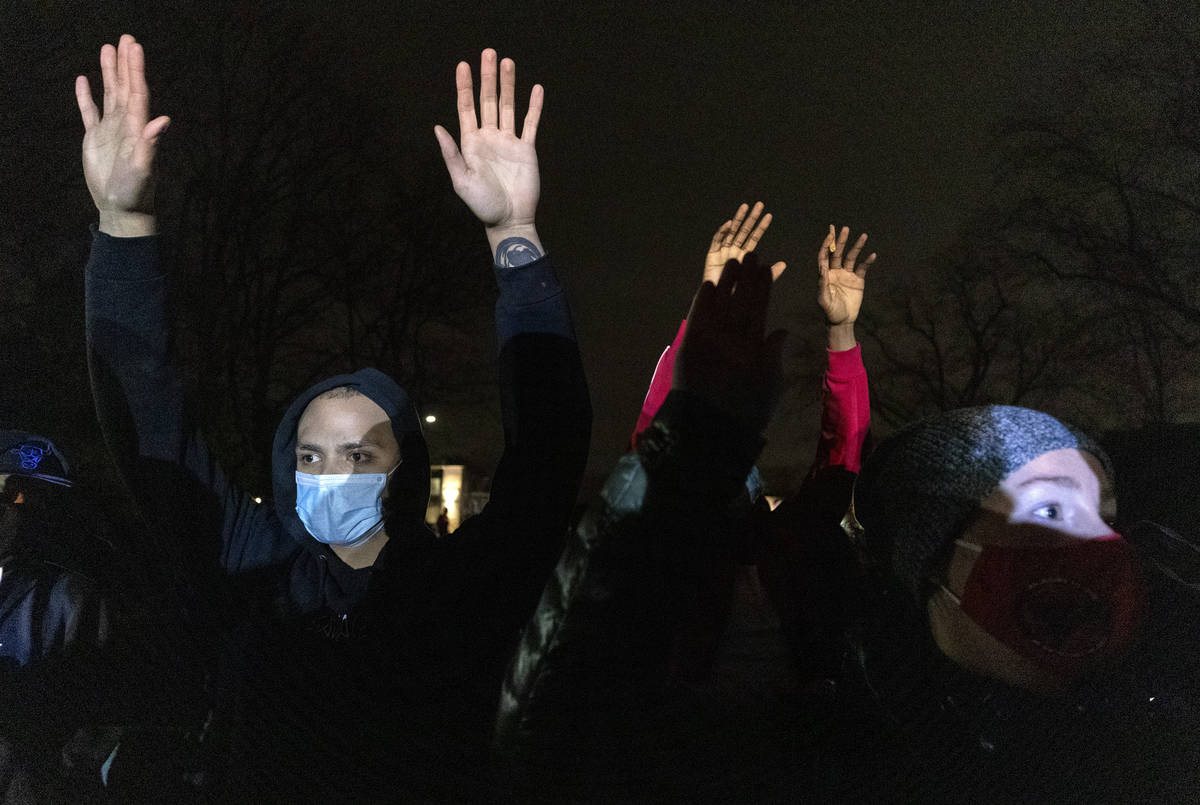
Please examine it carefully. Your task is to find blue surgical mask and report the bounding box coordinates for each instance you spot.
[295,467,396,547]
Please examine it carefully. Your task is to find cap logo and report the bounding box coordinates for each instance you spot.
[17,444,44,471]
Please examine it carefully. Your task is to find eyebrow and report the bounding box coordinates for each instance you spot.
[1016,475,1082,490]
[337,441,378,451]
[295,440,379,453]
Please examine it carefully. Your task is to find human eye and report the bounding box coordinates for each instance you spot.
[349,451,373,464]
[296,452,320,466]
[1031,502,1062,521]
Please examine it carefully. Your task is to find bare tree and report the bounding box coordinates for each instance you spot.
[995,20,1200,425]
[862,19,1200,432]
[0,0,500,489]
[136,2,498,485]
[861,234,1116,429]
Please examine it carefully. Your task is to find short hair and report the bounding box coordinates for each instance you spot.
[319,385,362,401]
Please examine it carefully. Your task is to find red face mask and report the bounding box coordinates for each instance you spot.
[945,534,1147,682]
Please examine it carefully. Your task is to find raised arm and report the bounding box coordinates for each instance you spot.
[79,36,281,572]
[433,50,590,617]
[497,252,785,796]
[631,202,786,446]
[808,224,876,478]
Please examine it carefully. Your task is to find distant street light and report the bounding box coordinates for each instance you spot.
[425,415,437,424]
[254,497,263,504]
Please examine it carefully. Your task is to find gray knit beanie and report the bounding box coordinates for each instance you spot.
[853,405,1112,603]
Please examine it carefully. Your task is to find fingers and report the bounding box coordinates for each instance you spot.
[479,48,498,129]
[770,261,787,282]
[499,57,516,133]
[823,226,878,277]
[733,201,763,248]
[116,34,133,107]
[99,43,117,115]
[454,62,477,135]
[127,39,150,125]
[843,232,868,270]
[75,76,99,130]
[143,115,171,143]
[724,203,749,247]
[433,125,468,187]
[743,210,772,253]
[818,226,834,275]
[857,252,878,279]
[832,225,850,271]
[709,221,732,254]
[520,84,543,144]
[460,50,540,141]
[133,114,170,173]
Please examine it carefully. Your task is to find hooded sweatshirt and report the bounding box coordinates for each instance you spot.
[85,230,591,801]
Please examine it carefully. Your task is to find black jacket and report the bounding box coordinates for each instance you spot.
[85,230,591,801]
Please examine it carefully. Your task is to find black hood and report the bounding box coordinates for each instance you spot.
[271,368,431,548]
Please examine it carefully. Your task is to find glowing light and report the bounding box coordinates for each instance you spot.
[443,486,460,504]
[254,497,263,504]
[425,415,437,424]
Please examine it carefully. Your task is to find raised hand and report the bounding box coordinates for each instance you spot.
[818,225,876,330]
[675,252,788,433]
[704,202,787,285]
[434,49,544,264]
[75,34,170,237]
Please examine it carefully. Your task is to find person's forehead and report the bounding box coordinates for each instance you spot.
[297,394,394,442]
[1002,447,1108,491]
[976,447,1109,516]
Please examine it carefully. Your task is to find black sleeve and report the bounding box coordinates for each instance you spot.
[494,390,764,798]
[443,255,591,635]
[84,230,290,574]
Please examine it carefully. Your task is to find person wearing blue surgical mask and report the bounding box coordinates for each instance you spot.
[293,388,403,564]
[80,37,590,801]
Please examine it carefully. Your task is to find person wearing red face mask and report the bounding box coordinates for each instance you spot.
[852,406,1144,690]
[832,405,1200,802]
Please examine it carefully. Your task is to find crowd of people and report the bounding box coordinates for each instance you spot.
[1,33,1198,803]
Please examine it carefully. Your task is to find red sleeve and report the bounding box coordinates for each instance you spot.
[807,342,870,478]
[630,319,688,449]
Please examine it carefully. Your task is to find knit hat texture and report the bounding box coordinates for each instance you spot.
[854,406,1111,602]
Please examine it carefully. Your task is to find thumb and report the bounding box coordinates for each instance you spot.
[133,116,170,172]
[143,115,170,143]
[434,124,468,184]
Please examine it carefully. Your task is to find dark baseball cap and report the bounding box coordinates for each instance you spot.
[0,430,71,488]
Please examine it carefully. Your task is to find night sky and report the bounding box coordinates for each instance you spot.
[4,0,1185,493]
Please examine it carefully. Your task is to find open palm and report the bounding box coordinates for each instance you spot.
[75,35,169,217]
[434,50,541,229]
[818,226,875,326]
[705,202,787,285]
